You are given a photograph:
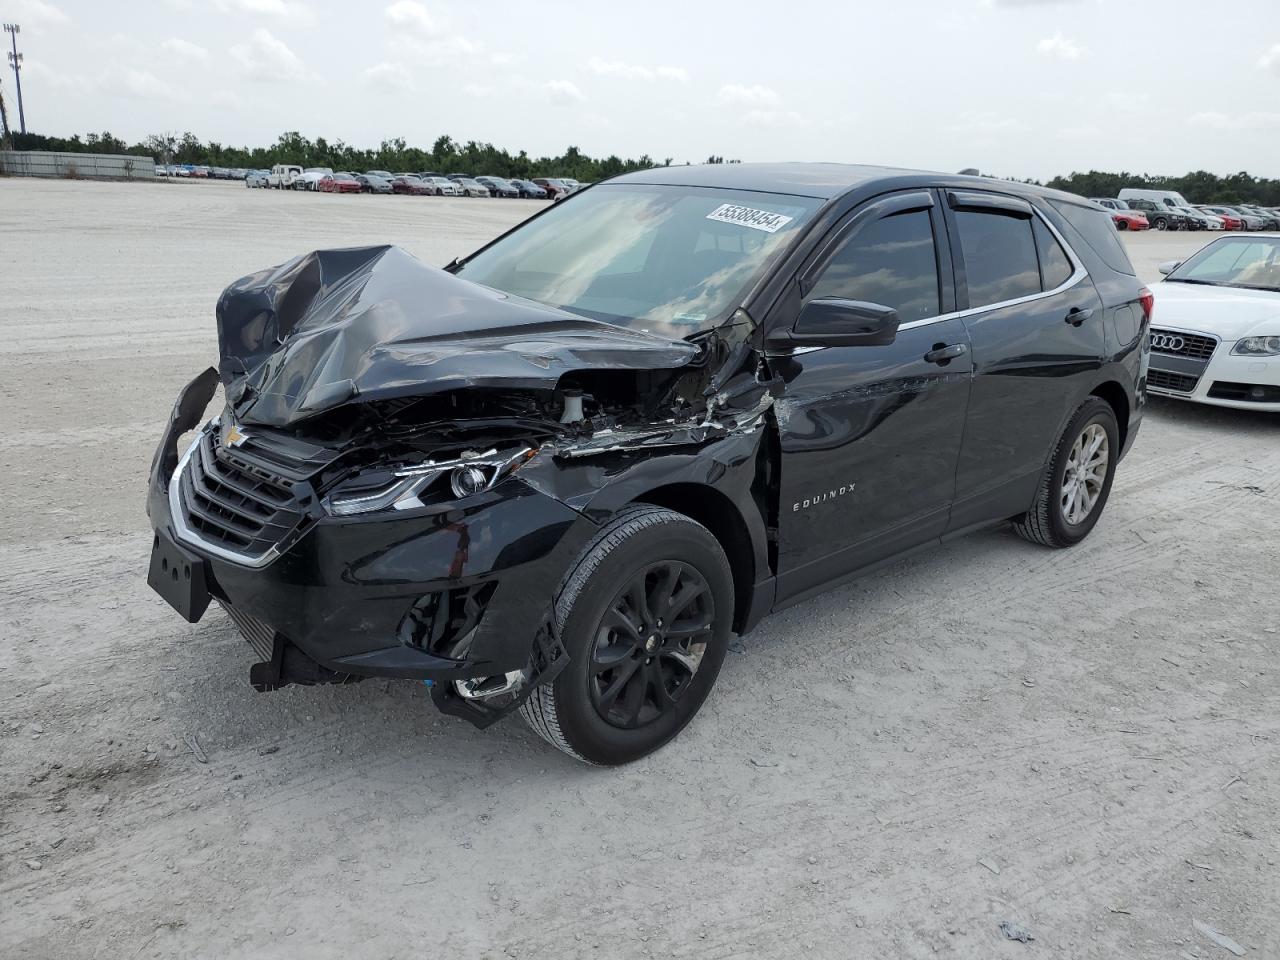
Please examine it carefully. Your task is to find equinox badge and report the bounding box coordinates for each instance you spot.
[793,484,855,512]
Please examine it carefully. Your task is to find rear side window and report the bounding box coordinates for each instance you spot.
[1033,218,1073,289]
[954,210,1040,307]
[1051,199,1136,276]
[807,210,940,323]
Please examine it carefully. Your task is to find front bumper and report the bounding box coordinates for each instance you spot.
[1147,330,1280,412]
[146,380,601,693]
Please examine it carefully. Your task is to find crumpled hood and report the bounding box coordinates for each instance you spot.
[1151,281,1280,340]
[216,245,700,427]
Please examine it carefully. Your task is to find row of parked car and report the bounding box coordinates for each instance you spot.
[156,164,249,179]
[1090,189,1280,232]
[241,164,580,200]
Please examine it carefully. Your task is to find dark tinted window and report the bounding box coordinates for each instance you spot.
[808,210,939,323]
[955,210,1040,307]
[1050,199,1136,276]
[1033,218,1073,289]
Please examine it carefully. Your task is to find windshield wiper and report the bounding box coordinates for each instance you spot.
[1165,278,1219,286]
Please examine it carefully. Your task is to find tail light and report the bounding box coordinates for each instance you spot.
[1138,287,1154,325]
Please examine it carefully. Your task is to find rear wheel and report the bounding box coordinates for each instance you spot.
[520,507,733,765]
[1153,217,1168,230]
[1012,397,1119,548]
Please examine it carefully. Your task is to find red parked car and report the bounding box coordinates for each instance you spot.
[1111,209,1149,231]
[319,172,362,194]
[1197,206,1243,230]
[391,175,433,195]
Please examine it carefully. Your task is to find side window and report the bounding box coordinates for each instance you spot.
[954,209,1041,307]
[1033,217,1073,289]
[808,209,940,323]
[1050,199,1137,275]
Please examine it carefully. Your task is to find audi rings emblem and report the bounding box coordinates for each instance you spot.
[1150,333,1185,352]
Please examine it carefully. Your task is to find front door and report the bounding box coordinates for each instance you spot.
[770,191,973,604]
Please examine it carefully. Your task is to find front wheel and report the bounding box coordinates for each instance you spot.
[1013,397,1119,548]
[520,506,734,765]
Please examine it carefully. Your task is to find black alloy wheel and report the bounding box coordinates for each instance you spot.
[520,506,734,765]
[588,560,714,729]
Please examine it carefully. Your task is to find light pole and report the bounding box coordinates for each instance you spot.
[4,23,24,136]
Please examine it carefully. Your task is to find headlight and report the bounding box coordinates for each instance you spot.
[324,447,536,517]
[1232,336,1280,357]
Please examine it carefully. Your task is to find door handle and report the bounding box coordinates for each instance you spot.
[1065,307,1093,327]
[923,343,967,365]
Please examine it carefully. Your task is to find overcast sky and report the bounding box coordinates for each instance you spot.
[5,0,1280,179]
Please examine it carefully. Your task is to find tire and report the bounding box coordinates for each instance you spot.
[1116,220,1127,231]
[1013,397,1119,549]
[1153,217,1168,231]
[520,506,734,765]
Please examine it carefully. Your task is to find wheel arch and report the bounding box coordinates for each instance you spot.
[630,484,756,633]
[1089,379,1131,451]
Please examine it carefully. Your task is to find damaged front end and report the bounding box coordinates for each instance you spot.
[147,245,778,727]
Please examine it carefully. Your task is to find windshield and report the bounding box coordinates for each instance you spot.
[1166,237,1280,291]
[455,184,821,337]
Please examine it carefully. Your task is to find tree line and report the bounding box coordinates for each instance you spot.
[1044,170,1280,206]
[6,130,680,182]
[5,130,1278,202]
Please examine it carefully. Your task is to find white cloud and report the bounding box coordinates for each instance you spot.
[946,110,1021,134]
[586,57,687,82]
[385,0,440,36]
[717,83,779,106]
[985,0,1084,6]
[1259,43,1280,77]
[1055,123,1102,140]
[462,83,494,98]
[7,0,69,26]
[489,51,518,66]
[210,0,314,26]
[742,109,805,127]
[162,37,209,62]
[215,0,313,21]
[230,28,307,82]
[99,64,181,101]
[20,59,90,91]
[1037,32,1085,59]
[544,79,585,104]
[363,61,413,91]
[1189,111,1280,131]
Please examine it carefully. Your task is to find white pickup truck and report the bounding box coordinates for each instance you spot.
[267,164,303,189]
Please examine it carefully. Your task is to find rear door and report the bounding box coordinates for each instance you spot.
[942,190,1106,531]
[770,190,973,604]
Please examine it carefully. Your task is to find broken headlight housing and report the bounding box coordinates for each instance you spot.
[323,447,536,517]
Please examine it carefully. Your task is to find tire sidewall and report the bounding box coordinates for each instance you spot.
[551,516,733,765]
[1047,400,1119,545]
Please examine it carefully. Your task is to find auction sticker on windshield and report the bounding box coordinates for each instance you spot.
[706,203,794,233]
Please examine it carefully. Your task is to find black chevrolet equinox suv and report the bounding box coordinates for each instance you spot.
[147,163,1150,764]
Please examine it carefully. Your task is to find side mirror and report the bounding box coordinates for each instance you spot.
[783,298,901,347]
[1157,260,1180,276]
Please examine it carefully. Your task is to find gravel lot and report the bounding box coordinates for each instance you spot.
[2,178,1277,960]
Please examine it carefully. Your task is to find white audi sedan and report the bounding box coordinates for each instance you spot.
[1147,236,1280,411]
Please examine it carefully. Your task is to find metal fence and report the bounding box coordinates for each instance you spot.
[0,150,156,179]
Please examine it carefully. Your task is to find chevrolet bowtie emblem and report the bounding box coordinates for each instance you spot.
[223,423,249,449]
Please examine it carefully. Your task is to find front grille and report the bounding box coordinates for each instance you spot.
[1148,369,1199,393]
[1149,328,1218,360]
[178,429,308,558]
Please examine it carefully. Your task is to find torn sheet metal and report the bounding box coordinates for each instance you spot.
[216,245,700,428]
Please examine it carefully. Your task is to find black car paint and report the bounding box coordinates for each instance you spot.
[147,163,1146,727]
